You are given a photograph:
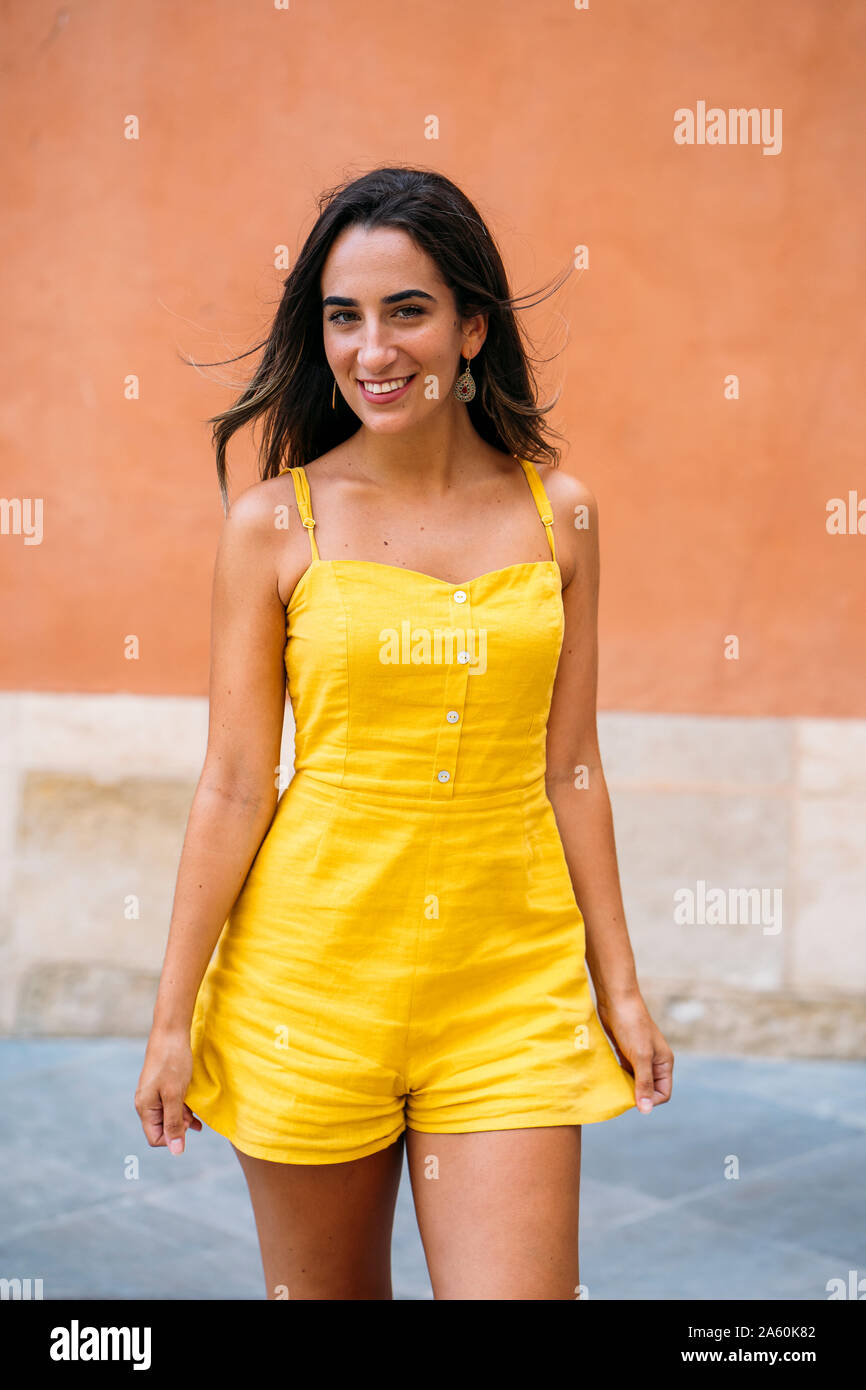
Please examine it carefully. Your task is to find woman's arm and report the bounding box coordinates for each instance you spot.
[541,469,674,1112]
[136,481,294,1151]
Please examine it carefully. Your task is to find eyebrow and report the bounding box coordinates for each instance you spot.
[322,288,436,308]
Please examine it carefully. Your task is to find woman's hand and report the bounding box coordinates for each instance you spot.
[596,993,674,1113]
[134,1027,203,1155]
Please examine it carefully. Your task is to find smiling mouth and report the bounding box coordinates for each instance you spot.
[357,375,415,395]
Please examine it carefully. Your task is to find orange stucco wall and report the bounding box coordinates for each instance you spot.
[2,0,864,715]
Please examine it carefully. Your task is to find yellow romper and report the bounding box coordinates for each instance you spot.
[185,456,636,1163]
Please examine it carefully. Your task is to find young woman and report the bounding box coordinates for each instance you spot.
[135,165,673,1301]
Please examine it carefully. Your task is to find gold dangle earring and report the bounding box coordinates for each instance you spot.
[332,374,336,409]
[452,352,476,402]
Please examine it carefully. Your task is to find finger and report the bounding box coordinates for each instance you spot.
[651,1057,674,1103]
[632,1050,657,1112]
[162,1090,187,1154]
[182,1104,203,1133]
[138,1102,167,1147]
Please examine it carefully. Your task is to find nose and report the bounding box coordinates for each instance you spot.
[355,324,401,376]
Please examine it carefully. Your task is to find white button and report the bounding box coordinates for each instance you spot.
[457,651,471,665]
[446,710,459,723]
[453,589,467,603]
[437,770,451,783]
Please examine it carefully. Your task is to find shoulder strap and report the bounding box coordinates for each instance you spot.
[278,464,319,561]
[517,457,556,563]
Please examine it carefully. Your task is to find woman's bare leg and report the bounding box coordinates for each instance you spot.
[232,1132,405,1300]
[406,1125,582,1300]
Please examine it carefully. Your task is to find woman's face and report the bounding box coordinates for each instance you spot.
[320,224,486,433]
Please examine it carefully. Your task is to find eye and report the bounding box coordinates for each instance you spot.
[326,304,426,325]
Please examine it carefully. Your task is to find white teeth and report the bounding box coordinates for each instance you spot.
[361,376,410,394]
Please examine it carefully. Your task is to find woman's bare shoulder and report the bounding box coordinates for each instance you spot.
[222,470,297,529]
[213,473,303,591]
[533,460,598,520]
[531,461,600,591]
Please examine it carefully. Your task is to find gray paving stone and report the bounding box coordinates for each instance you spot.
[578,1176,668,1232]
[579,1073,861,1202]
[0,1204,235,1300]
[695,1136,866,1267]
[679,1053,866,1131]
[580,1209,852,1302]
[138,1162,264,1245]
[0,1155,121,1240]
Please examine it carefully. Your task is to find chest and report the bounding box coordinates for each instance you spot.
[285,559,565,698]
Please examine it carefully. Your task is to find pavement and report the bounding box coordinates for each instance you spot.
[1,1041,863,1300]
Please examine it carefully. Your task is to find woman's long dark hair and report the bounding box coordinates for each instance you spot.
[187,165,572,513]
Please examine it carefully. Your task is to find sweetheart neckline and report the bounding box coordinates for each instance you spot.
[285,557,562,615]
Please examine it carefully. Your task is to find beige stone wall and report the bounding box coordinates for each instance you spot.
[598,714,866,1058]
[1,694,863,1056]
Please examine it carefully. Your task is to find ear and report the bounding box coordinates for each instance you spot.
[460,311,488,357]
